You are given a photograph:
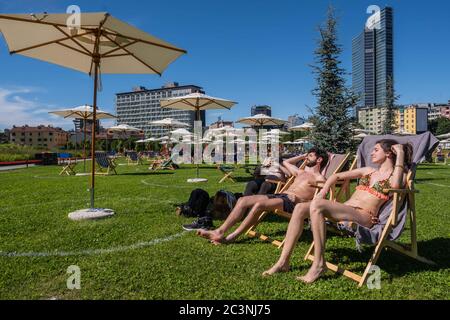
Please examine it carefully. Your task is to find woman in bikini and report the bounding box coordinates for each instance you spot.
[263,139,412,283]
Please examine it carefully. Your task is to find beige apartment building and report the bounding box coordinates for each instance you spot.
[10,125,69,149]
[357,107,389,134]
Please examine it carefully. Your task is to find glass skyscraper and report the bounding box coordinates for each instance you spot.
[352,6,394,108]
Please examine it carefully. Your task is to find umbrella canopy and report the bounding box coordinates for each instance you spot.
[0,12,186,210]
[264,129,290,136]
[0,13,185,75]
[289,122,315,132]
[353,133,369,140]
[49,105,116,120]
[237,114,286,127]
[437,133,450,139]
[108,124,143,134]
[354,128,376,134]
[160,93,237,121]
[170,128,192,136]
[150,118,190,128]
[49,105,116,172]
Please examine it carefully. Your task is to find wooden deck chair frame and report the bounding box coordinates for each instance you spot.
[246,153,353,248]
[303,168,435,287]
[59,158,77,176]
[154,158,177,171]
[218,165,236,183]
[95,152,117,175]
[127,152,143,166]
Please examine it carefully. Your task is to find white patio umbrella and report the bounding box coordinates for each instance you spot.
[150,118,191,129]
[237,114,287,127]
[437,133,450,139]
[161,93,237,123]
[170,128,192,136]
[161,93,237,182]
[289,122,315,132]
[0,12,186,215]
[49,105,116,172]
[353,133,369,140]
[107,124,144,149]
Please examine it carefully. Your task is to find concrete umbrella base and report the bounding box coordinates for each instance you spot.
[187,178,208,183]
[68,208,115,221]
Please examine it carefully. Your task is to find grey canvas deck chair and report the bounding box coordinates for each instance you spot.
[304,132,439,287]
[246,153,352,248]
[95,151,117,175]
[127,151,143,165]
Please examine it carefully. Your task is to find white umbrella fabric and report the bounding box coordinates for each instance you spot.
[49,105,116,171]
[0,12,186,213]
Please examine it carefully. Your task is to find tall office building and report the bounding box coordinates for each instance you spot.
[352,6,394,108]
[115,82,206,137]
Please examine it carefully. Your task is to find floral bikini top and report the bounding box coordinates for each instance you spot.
[356,170,393,201]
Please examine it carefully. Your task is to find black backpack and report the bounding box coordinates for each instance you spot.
[177,189,210,218]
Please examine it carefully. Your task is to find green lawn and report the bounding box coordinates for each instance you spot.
[0,160,449,300]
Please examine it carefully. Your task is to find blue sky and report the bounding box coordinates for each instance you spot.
[0,0,449,130]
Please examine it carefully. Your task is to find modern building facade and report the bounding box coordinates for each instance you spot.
[395,105,428,134]
[352,6,394,108]
[357,106,390,134]
[287,114,305,129]
[115,82,206,138]
[9,125,69,149]
[251,105,272,117]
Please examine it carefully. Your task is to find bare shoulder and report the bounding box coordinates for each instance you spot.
[315,173,327,183]
[360,166,377,175]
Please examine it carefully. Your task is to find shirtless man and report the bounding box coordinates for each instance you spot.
[196,148,329,244]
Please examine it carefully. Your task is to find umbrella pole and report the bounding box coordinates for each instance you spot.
[196,108,200,179]
[83,118,87,172]
[90,56,100,209]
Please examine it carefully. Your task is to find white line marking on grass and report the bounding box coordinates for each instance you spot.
[426,171,450,178]
[0,231,187,258]
[423,182,450,188]
[141,179,196,188]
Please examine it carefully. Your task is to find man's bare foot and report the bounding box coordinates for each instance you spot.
[196,229,224,243]
[262,263,290,277]
[296,265,328,284]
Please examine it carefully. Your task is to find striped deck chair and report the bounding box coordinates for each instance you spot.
[246,153,352,248]
[95,151,117,175]
[127,151,143,165]
[58,154,77,176]
[304,132,439,287]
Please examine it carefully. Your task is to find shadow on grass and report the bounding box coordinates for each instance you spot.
[120,172,175,176]
[324,237,450,276]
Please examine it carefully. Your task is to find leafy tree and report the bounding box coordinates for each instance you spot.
[429,117,450,136]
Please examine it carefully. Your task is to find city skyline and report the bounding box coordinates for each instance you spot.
[0,0,449,131]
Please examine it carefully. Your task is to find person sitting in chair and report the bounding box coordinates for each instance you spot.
[263,139,412,283]
[196,148,329,245]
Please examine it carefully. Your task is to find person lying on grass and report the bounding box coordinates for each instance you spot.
[196,149,329,245]
[263,139,412,283]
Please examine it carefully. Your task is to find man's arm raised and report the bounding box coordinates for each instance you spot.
[282,154,307,177]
